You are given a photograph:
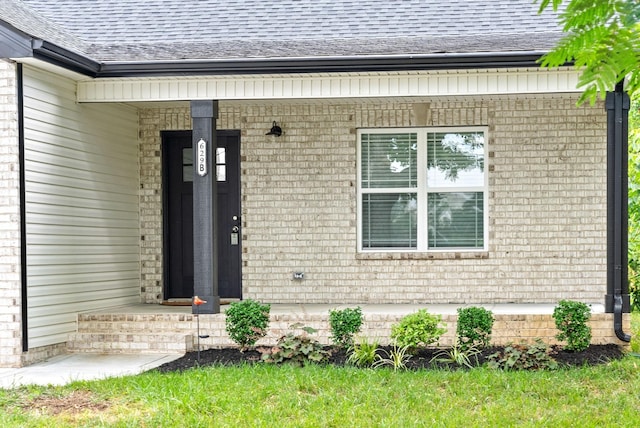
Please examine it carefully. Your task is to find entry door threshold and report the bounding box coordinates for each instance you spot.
[162,298,241,306]
[162,299,191,306]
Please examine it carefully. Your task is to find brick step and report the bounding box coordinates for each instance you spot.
[76,321,195,334]
[67,333,193,353]
[76,313,201,332]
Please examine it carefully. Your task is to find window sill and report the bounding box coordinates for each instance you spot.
[356,251,489,261]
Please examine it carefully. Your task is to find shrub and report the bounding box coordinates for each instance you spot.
[456,306,494,350]
[329,307,364,348]
[488,340,558,371]
[552,300,592,352]
[259,323,329,366]
[390,309,446,353]
[347,337,379,368]
[224,299,270,350]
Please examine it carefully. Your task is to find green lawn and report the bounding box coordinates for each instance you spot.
[632,311,640,353]
[1,317,639,427]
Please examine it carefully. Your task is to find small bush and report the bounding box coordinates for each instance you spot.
[390,309,446,354]
[347,337,379,368]
[329,307,364,348]
[224,299,270,350]
[488,339,558,371]
[259,323,329,366]
[553,300,592,352]
[456,306,494,350]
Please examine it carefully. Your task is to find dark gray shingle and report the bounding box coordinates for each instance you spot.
[3,0,565,62]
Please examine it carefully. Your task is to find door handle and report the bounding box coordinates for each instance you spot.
[231,226,239,233]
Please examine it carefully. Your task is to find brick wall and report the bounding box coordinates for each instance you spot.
[139,95,608,305]
[0,60,23,367]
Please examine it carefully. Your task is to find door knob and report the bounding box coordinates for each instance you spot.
[232,226,239,233]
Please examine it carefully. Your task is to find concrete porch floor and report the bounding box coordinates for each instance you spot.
[85,302,607,316]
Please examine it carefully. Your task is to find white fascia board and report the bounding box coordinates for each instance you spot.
[76,67,581,103]
[17,57,94,81]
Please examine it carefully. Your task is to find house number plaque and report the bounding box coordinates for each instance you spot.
[197,138,207,177]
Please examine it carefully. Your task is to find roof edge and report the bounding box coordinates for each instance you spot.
[98,52,549,77]
[32,40,100,76]
[0,21,34,58]
[23,40,554,77]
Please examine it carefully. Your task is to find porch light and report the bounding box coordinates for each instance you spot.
[266,121,282,136]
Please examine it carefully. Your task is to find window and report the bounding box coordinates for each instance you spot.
[181,147,227,182]
[358,127,487,251]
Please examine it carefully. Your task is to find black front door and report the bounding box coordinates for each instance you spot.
[163,130,242,299]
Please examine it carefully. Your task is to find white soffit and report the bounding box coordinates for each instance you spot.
[76,68,581,103]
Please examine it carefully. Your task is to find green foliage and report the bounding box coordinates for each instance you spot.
[488,340,559,371]
[553,300,592,352]
[259,323,330,366]
[630,255,640,313]
[372,345,412,371]
[631,311,640,352]
[537,0,640,104]
[224,300,270,350]
[431,343,482,369]
[329,307,364,348]
[390,309,446,353]
[347,337,379,368]
[629,97,640,311]
[456,306,494,350]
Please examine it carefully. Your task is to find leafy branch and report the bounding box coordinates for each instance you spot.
[537,0,640,104]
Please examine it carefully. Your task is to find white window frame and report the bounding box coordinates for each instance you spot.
[357,126,489,253]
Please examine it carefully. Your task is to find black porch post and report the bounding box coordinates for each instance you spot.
[190,100,220,314]
[605,83,631,341]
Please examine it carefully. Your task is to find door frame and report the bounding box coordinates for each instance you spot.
[161,129,242,301]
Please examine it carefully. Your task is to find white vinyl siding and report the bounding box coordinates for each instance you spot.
[23,65,140,349]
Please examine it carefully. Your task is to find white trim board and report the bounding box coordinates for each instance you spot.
[76,68,582,103]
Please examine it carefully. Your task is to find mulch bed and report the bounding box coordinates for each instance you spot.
[154,344,625,373]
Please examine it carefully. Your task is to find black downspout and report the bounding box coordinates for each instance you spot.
[605,82,631,342]
[17,63,28,351]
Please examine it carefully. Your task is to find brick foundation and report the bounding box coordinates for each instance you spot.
[67,306,630,353]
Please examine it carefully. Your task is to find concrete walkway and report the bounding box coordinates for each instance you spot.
[0,353,183,389]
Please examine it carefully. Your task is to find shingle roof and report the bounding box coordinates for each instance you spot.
[3,0,564,62]
[0,0,87,54]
